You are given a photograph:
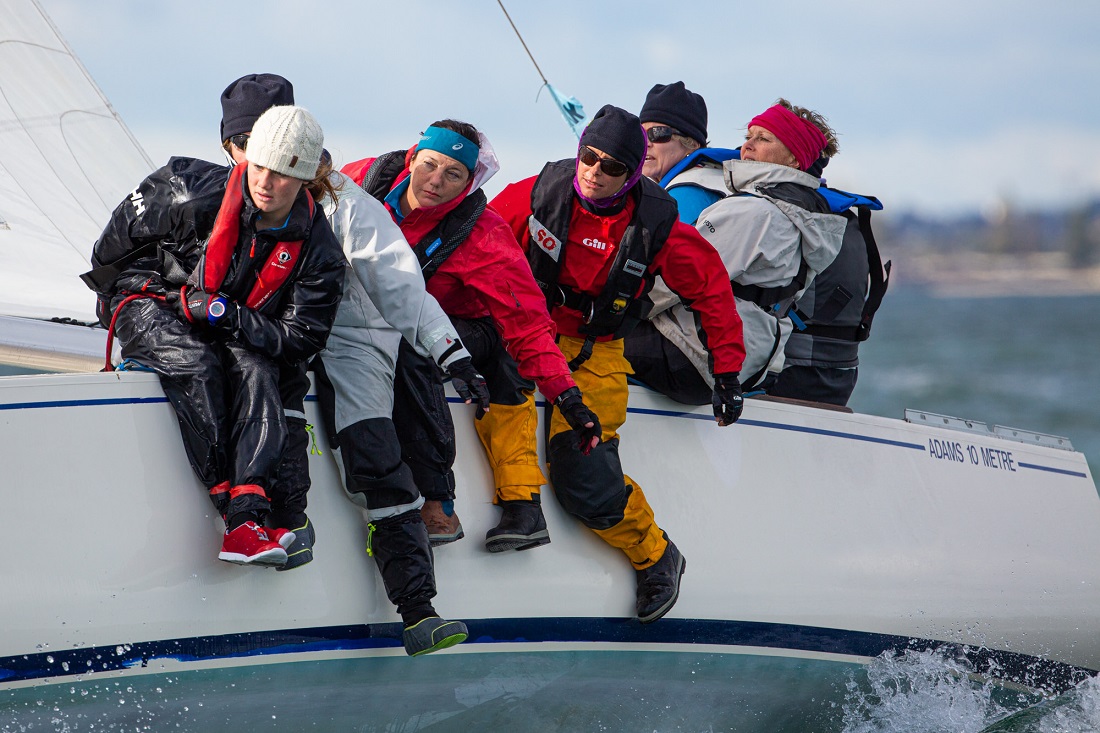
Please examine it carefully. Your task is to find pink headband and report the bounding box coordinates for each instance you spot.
[747,104,827,171]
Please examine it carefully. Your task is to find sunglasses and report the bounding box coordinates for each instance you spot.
[228,133,250,151]
[645,126,682,145]
[577,146,630,177]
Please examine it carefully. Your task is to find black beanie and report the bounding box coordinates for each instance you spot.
[579,104,646,173]
[219,74,295,141]
[639,81,708,147]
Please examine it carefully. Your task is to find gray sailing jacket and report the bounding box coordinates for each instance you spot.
[321,172,468,430]
[647,159,846,388]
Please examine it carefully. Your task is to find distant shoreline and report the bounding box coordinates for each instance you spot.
[891,253,1100,299]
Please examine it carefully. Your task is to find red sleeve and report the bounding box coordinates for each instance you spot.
[448,208,575,402]
[654,220,746,375]
[487,177,538,249]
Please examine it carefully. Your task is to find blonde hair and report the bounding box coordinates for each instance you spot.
[674,135,702,153]
[776,98,839,158]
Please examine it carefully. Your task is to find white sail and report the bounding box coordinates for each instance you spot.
[0,0,152,324]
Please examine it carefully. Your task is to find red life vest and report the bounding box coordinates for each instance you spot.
[199,166,313,310]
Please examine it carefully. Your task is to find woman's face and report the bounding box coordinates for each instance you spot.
[642,122,690,181]
[405,149,471,211]
[575,145,629,200]
[247,163,304,226]
[741,125,799,168]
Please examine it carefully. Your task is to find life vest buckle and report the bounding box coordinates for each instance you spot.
[582,300,596,325]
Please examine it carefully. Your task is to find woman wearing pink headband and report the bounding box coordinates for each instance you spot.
[628,98,847,397]
[743,102,836,171]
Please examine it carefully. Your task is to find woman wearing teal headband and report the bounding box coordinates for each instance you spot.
[341,120,598,555]
[397,125,481,214]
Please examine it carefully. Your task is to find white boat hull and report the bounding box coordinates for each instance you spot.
[2,368,1097,694]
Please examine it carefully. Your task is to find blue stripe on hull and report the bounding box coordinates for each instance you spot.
[1018,461,1089,478]
[0,392,1087,482]
[1,618,1092,693]
[0,395,168,411]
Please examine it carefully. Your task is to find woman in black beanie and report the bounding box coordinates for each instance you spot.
[639,81,709,184]
[487,104,747,624]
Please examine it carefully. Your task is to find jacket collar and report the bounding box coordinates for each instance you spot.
[722,158,821,194]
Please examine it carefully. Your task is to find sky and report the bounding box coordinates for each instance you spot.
[34,0,1100,219]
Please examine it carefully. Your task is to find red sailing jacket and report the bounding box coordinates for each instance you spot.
[342,157,575,402]
[490,175,746,375]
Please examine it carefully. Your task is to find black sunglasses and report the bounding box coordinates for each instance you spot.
[645,126,682,145]
[577,146,630,177]
[228,133,250,151]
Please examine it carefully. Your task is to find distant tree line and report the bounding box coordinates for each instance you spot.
[878,199,1100,267]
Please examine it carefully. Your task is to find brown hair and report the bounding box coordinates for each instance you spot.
[776,98,839,158]
[303,150,338,205]
[428,118,481,145]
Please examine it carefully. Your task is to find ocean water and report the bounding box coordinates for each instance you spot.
[2,648,1099,732]
[3,290,1099,731]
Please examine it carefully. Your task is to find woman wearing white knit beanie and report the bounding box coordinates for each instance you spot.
[88,99,346,570]
[245,105,328,229]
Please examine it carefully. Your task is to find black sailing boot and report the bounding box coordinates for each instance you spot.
[275,516,315,571]
[636,537,686,624]
[368,511,467,656]
[402,616,468,657]
[485,499,551,553]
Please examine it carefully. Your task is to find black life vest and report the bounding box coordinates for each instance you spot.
[525,159,678,342]
[359,150,486,282]
[794,187,890,343]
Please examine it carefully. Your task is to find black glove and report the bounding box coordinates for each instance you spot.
[712,372,743,426]
[446,357,490,418]
[555,386,601,455]
[169,286,237,330]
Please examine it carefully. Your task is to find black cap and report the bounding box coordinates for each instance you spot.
[579,104,645,173]
[219,74,295,141]
[639,81,708,147]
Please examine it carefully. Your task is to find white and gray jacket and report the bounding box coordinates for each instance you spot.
[648,159,846,389]
[321,172,468,430]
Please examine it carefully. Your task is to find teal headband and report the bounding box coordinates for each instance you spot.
[416,126,479,172]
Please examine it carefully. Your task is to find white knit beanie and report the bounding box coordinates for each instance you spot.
[246,105,324,179]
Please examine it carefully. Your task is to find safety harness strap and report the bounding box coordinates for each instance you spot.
[730,257,810,312]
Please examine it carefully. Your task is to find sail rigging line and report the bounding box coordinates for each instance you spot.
[496,0,548,86]
[495,1,588,139]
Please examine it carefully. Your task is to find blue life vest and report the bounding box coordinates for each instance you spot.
[659,147,741,188]
[817,187,883,215]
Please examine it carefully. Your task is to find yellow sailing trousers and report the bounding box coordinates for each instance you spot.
[546,336,667,570]
[475,389,547,503]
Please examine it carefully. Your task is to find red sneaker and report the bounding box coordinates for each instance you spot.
[218,521,288,567]
[265,526,297,549]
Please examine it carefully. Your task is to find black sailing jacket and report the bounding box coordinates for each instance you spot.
[89,157,345,362]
